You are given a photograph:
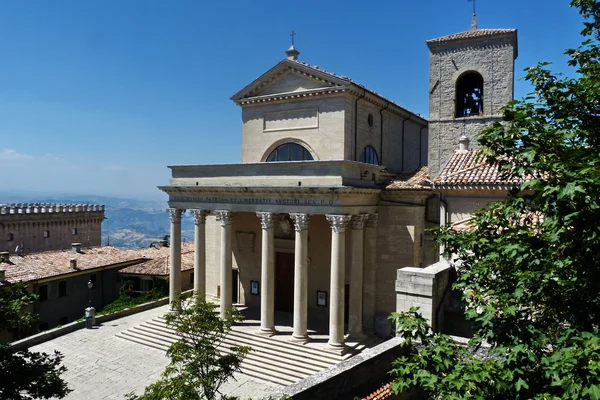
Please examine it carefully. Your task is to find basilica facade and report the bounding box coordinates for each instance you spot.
[159,19,518,350]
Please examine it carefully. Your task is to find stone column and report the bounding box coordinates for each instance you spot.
[290,213,310,343]
[363,213,379,332]
[348,214,369,339]
[168,208,184,310]
[191,210,209,299]
[256,212,276,335]
[326,214,352,351]
[216,210,234,319]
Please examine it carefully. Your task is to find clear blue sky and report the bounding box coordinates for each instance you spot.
[0,0,584,200]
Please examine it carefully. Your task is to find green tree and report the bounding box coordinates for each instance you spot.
[126,297,251,400]
[0,282,71,399]
[389,1,600,399]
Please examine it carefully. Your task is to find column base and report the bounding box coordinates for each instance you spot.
[256,327,278,337]
[326,341,346,355]
[291,334,310,344]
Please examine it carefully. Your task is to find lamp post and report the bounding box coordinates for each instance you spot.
[87,279,93,306]
[85,279,95,329]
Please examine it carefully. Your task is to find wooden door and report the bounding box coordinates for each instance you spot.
[275,252,294,312]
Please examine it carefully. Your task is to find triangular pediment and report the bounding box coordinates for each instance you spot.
[231,59,351,102]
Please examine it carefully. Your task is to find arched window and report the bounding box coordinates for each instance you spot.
[359,145,380,165]
[266,143,314,162]
[456,72,483,117]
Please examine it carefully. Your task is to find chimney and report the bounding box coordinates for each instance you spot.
[70,258,78,270]
[0,252,9,263]
[71,243,82,253]
[458,135,470,153]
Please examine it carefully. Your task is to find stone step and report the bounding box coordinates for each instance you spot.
[143,320,332,375]
[116,320,337,386]
[115,331,296,386]
[150,317,342,367]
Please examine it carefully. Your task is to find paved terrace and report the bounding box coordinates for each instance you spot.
[30,304,278,400]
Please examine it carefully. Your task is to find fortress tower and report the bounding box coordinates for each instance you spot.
[0,203,105,254]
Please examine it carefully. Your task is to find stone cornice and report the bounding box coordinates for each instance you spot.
[235,87,350,106]
[159,185,381,197]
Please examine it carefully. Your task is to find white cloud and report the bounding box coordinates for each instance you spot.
[0,148,33,161]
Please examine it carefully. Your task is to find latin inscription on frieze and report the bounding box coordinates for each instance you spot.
[170,195,336,206]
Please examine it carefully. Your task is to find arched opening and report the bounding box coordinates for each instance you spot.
[359,145,380,165]
[265,142,314,162]
[456,72,483,117]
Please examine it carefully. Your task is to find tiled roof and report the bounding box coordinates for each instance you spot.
[452,218,476,232]
[119,243,195,276]
[287,59,427,122]
[0,246,152,284]
[362,381,393,400]
[436,151,524,188]
[386,166,431,190]
[427,28,517,45]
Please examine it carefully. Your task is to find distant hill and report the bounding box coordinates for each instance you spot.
[0,192,194,249]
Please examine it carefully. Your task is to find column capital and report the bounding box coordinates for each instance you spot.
[167,208,185,223]
[216,210,234,226]
[289,213,310,231]
[191,209,210,225]
[326,214,352,233]
[350,214,370,230]
[256,212,275,229]
[365,213,379,228]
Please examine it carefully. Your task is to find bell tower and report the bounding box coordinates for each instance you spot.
[426,20,518,176]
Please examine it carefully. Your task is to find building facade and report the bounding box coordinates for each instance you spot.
[0,203,105,254]
[160,20,519,350]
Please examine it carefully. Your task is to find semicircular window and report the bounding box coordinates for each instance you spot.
[359,145,380,165]
[266,143,314,162]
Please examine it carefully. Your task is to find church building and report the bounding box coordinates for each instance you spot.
[159,16,518,351]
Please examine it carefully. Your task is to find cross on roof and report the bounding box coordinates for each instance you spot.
[468,0,476,16]
[290,30,296,46]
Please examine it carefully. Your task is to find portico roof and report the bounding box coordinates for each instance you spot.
[159,160,386,214]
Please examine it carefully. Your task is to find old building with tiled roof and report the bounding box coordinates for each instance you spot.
[0,243,153,338]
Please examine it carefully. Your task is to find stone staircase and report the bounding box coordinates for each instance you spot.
[116,315,381,386]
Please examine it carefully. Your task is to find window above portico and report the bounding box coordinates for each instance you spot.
[266,143,314,162]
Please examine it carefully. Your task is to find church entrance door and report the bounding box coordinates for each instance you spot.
[275,252,294,312]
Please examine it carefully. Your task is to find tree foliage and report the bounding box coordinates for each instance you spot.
[126,297,251,400]
[0,282,70,400]
[390,1,600,398]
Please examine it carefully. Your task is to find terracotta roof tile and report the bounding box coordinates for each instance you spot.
[0,246,153,284]
[362,381,394,400]
[119,243,195,276]
[435,151,524,188]
[427,28,517,45]
[386,166,431,190]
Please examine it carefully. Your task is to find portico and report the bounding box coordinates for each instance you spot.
[160,160,383,350]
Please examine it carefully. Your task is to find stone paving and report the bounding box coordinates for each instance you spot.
[30,305,278,400]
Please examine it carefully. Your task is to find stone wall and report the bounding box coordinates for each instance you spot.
[0,204,105,253]
[395,259,452,332]
[427,33,517,176]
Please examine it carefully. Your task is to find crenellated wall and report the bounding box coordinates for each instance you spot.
[0,203,105,253]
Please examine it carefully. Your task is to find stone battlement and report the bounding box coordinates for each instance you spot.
[0,203,105,215]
